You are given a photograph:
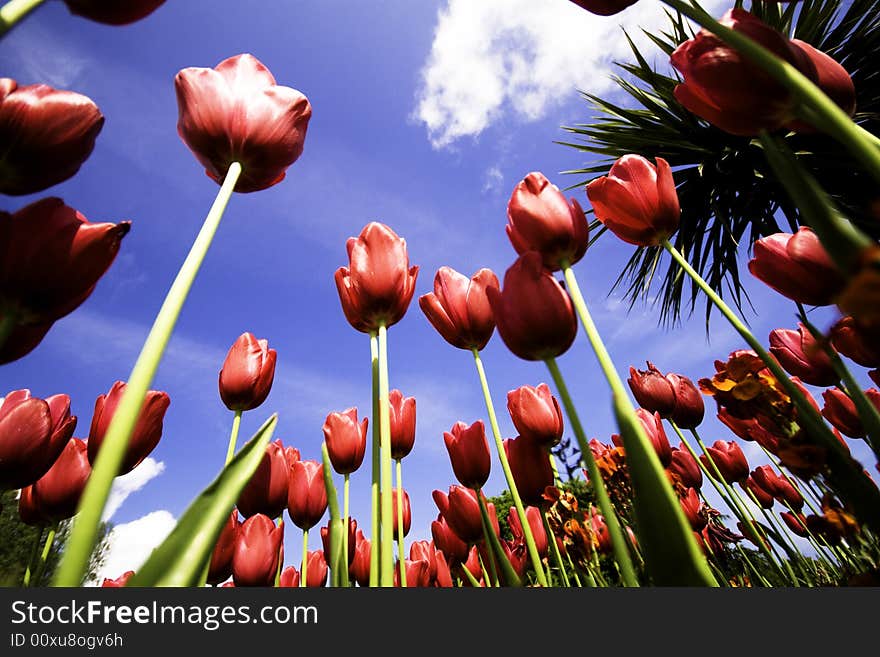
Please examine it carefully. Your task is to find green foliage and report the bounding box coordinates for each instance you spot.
[0,490,112,587]
[560,0,880,326]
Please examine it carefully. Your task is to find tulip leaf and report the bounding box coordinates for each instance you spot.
[320,442,348,587]
[127,414,277,587]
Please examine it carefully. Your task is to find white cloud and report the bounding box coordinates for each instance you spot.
[482,166,504,194]
[102,458,166,522]
[89,510,176,585]
[414,0,725,148]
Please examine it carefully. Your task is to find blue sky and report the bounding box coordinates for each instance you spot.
[1,0,874,581]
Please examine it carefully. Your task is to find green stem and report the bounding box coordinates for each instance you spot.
[476,501,500,588]
[395,459,406,588]
[545,357,639,587]
[369,331,380,587]
[661,238,880,529]
[22,527,43,587]
[343,473,350,586]
[225,410,242,466]
[477,492,521,587]
[737,545,772,587]
[460,563,481,588]
[320,442,346,588]
[549,452,563,487]
[31,524,56,587]
[741,486,801,586]
[542,509,570,587]
[471,348,548,587]
[300,529,309,588]
[0,0,46,37]
[661,0,880,184]
[377,324,394,587]
[55,162,242,587]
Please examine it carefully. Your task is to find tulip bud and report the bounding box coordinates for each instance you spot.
[87,381,170,475]
[0,80,103,195]
[669,9,817,136]
[391,488,412,540]
[237,440,290,519]
[334,222,419,333]
[781,511,810,538]
[388,389,417,461]
[303,551,328,588]
[419,267,499,350]
[506,383,564,448]
[207,509,239,585]
[279,566,300,588]
[634,409,673,467]
[506,172,589,270]
[431,513,470,564]
[101,571,135,588]
[820,387,880,438]
[0,390,76,490]
[349,530,372,586]
[432,486,484,544]
[394,559,431,587]
[717,408,780,454]
[586,155,680,246]
[669,444,702,490]
[743,476,775,509]
[321,518,357,565]
[504,435,554,508]
[31,438,91,521]
[63,0,165,25]
[680,488,706,530]
[699,440,749,484]
[287,460,327,531]
[443,420,491,490]
[231,514,283,587]
[786,40,856,132]
[0,199,130,339]
[568,0,638,16]
[831,316,880,369]
[748,227,845,306]
[176,54,312,193]
[769,324,837,387]
[751,465,803,511]
[508,506,548,558]
[459,545,483,585]
[487,251,578,361]
[434,551,454,587]
[218,332,277,412]
[409,540,439,583]
[0,320,53,366]
[666,373,705,429]
[323,408,368,475]
[628,362,675,416]
[18,485,47,526]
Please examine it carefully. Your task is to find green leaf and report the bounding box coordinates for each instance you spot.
[127,414,278,587]
[320,442,348,587]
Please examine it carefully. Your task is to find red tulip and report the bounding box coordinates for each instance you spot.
[419,266,499,351]
[218,332,277,412]
[409,540,439,583]
[717,408,780,454]
[431,513,469,563]
[872,370,880,388]
[63,0,165,24]
[831,316,880,369]
[303,551,328,588]
[175,54,311,193]
[0,390,76,490]
[18,485,47,526]
[507,506,548,558]
[680,488,706,530]
[487,251,577,361]
[434,551,454,587]
[748,227,844,306]
[635,409,673,467]
[443,420,491,490]
[751,465,803,511]
[743,476,775,509]
[395,559,431,588]
[231,514,283,587]
[503,435,554,508]
[786,40,856,132]
[237,440,290,519]
[0,198,130,336]
[781,511,810,538]
[287,460,327,531]
[207,509,239,585]
[568,0,638,16]
[391,488,412,539]
[666,373,705,429]
[323,408,368,475]
[586,155,680,246]
[769,324,837,387]
[432,486,483,544]
[628,362,675,416]
[506,383,564,448]
[279,566,300,588]
[821,387,880,438]
[349,530,372,586]
[459,545,483,585]
[389,389,416,460]
[284,446,301,468]
[506,171,589,271]
[0,321,53,366]
[669,444,702,490]
[669,9,817,136]
[320,518,357,565]
[0,80,103,195]
[31,438,90,521]
[334,222,419,333]
[101,571,135,588]
[699,440,749,484]
[87,381,170,475]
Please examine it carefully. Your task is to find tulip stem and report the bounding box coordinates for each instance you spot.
[741,486,802,586]
[225,411,242,466]
[22,527,43,587]
[544,357,639,587]
[300,529,309,588]
[542,509,570,587]
[460,563,481,588]
[0,0,45,37]
[369,331,380,587]
[471,348,548,587]
[343,473,350,586]
[377,324,394,587]
[31,524,56,588]
[55,162,243,587]
[661,0,880,184]
[476,492,521,587]
[395,459,406,588]
[661,238,880,530]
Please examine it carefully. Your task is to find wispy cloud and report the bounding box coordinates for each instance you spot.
[102,457,166,522]
[414,0,725,149]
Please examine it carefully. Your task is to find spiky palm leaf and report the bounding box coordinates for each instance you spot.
[559,0,880,326]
